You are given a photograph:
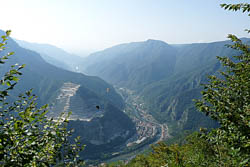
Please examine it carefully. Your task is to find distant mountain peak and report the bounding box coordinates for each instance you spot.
[146,39,166,43]
[146,38,162,42]
[146,39,167,44]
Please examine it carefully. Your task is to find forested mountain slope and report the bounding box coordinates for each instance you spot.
[0,30,136,159]
[82,39,177,90]
[82,39,249,132]
[141,40,246,126]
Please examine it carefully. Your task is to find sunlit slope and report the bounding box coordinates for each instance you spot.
[0,30,135,155]
[0,31,123,111]
[141,40,243,126]
[82,39,249,131]
[83,39,177,90]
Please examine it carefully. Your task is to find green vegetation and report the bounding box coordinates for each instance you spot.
[121,36,249,167]
[1,1,248,166]
[81,21,247,133]
[0,29,124,110]
[141,39,239,129]
[124,133,217,167]
[106,2,249,167]
[194,36,249,166]
[0,31,84,166]
[82,39,177,90]
[68,103,136,160]
[0,29,138,162]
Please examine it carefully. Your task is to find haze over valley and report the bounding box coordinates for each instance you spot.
[1,0,249,166]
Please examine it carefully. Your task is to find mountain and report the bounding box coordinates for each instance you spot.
[81,39,249,133]
[15,39,85,72]
[0,30,136,159]
[141,40,240,126]
[82,39,177,90]
[69,103,135,159]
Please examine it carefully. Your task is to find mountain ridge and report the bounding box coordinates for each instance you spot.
[15,39,85,72]
[0,29,136,159]
[80,38,249,132]
[82,39,177,90]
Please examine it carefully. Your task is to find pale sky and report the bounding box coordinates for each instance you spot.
[0,0,249,55]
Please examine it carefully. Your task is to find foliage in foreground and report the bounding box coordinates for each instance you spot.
[0,32,84,166]
[107,2,249,167]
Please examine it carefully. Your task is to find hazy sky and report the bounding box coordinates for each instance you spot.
[1,0,249,55]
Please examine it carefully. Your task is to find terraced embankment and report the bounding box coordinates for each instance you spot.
[48,82,95,121]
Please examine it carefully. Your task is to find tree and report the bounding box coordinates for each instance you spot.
[116,132,217,167]
[116,2,250,167]
[0,31,84,166]
[195,2,249,166]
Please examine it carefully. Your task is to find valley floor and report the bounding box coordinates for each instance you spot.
[106,87,170,162]
[48,83,170,163]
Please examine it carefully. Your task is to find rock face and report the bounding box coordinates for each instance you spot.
[48,82,100,120]
[48,82,136,149]
[49,82,80,117]
[80,39,250,132]
[68,103,136,159]
[48,82,136,160]
[0,30,136,160]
